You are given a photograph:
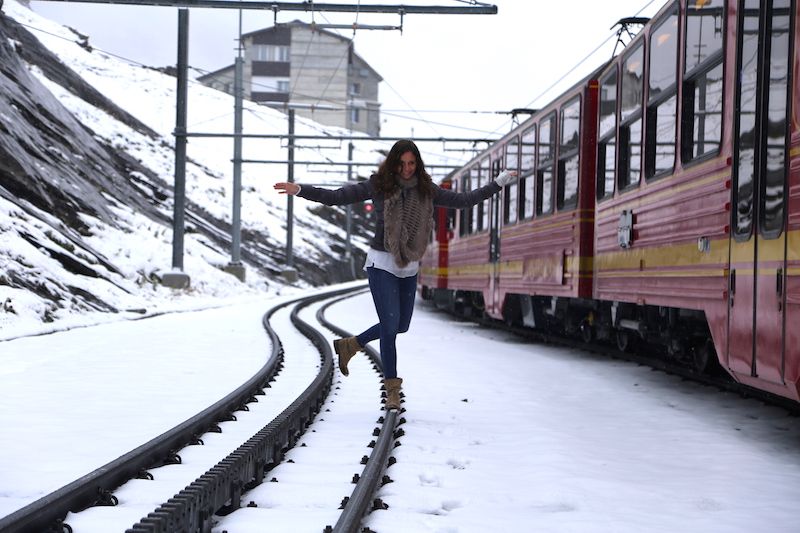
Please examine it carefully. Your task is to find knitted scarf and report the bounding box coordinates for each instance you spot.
[383,176,434,268]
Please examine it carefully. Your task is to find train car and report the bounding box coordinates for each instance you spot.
[420,69,602,326]
[421,0,800,404]
[593,0,799,402]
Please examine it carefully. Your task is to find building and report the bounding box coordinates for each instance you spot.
[198,22,382,136]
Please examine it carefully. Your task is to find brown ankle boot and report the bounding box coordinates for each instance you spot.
[384,378,403,410]
[333,336,361,376]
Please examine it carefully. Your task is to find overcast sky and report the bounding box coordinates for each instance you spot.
[28,0,664,139]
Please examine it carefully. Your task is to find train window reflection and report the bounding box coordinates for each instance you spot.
[597,69,617,200]
[459,173,471,236]
[761,0,789,236]
[620,118,642,189]
[646,95,677,177]
[645,8,678,180]
[520,126,536,220]
[599,71,617,139]
[504,137,520,226]
[619,45,643,190]
[478,157,490,232]
[537,114,556,216]
[621,45,643,123]
[558,97,581,210]
[734,0,759,240]
[682,62,723,162]
[468,166,480,234]
[560,98,580,154]
[648,6,678,99]
[685,0,724,75]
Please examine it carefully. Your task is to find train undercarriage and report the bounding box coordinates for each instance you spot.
[422,288,722,377]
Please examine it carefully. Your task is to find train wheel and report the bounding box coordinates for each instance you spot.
[692,338,722,375]
[580,319,594,343]
[616,329,631,352]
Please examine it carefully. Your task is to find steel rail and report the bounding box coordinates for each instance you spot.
[316,290,402,533]
[125,284,360,532]
[0,302,286,533]
[0,285,358,533]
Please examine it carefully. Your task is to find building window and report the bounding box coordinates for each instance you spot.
[351,107,360,124]
[251,76,290,93]
[350,82,361,95]
[253,44,289,62]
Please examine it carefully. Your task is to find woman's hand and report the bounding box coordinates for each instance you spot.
[494,170,518,187]
[274,182,300,195]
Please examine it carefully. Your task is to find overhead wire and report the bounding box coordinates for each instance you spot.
[488,0,662,136]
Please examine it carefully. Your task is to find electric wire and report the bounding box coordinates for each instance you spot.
[16,12,498,136]
[488,0,662,135]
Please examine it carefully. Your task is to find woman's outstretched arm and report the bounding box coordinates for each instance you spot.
[274,180,372,206]
[433,170,518,208]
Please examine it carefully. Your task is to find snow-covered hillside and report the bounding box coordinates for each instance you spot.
[0,0,425,339]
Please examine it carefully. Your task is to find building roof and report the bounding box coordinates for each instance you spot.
[196,64,235,82]
[241,21,382,80]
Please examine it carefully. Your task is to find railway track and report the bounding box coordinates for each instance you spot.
[0,284,401,533]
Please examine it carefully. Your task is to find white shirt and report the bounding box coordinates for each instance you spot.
[364,248,419,278]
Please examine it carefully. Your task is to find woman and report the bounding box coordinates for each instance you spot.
[274,139,516,410]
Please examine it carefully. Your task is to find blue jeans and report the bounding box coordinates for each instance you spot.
[356,267,417,379]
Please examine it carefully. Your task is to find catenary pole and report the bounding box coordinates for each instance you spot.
[225,8,246,281]
[285,109,296,276]
[346,142,354,278]
[162,8,191,289]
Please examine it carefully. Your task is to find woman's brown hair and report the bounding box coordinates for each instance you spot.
[373,139,434,196]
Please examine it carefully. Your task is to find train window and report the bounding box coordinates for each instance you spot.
[468,165,481,234]
[734,0,758,239]
[503,137,520,226]
[558,97,581,210]
[681,64,723,162]
[537,113,556,216]
[760,0,789,237]
[645,7,678,179]
[619,44,644,191]
[734,0,790,239]
[519,126,537,220]
[478,157,490,232]
[597,69,617,201]
[458,174,471,237]
[681,0,725,165]
[684,0,724,75]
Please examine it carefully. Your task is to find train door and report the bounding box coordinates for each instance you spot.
[728,0,792,384]
[488,158,503,315]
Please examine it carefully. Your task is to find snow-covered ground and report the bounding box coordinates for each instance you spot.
[1,285,799,532]
[2,3,800,531]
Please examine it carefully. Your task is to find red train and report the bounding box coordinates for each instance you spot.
[419,0,800,403]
